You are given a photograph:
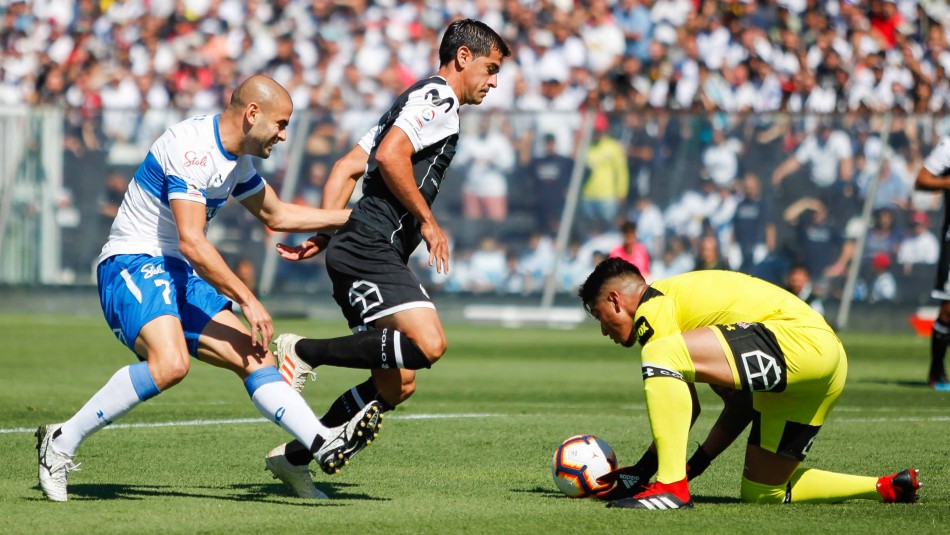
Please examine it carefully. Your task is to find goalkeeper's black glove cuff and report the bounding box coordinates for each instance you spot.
[686,446,713,481]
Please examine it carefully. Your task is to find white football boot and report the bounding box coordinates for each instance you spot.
[313,401,383,475]
[36,424,80,502]
[265,443,329,499]
[273,333,317,392]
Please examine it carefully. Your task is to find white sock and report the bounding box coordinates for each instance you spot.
[56,362,160,456]
[246,367,329,449]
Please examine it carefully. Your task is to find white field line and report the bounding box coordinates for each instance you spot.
[0,413,501,435]
[2,411,948,435]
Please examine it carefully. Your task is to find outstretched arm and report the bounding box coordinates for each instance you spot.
[274,144,369,261]
[240,181,350,232]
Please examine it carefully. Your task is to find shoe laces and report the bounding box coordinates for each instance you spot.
[46,454,81,478]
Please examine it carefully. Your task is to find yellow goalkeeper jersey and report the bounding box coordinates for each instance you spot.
[633,270,832,347]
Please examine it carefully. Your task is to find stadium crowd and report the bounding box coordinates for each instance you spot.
[4,0,950,308]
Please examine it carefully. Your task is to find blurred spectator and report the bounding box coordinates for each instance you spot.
[455,113,516,222]
[868,252,898,304]
[701,123,744,188]
[520,232,557,290]
[897,211,939,273]
[626,195,664,259]
[526,133,573,235]
[783,197,851,295]
[695,234,728,271]
[651,234,695,280]
[467,236,508,294]
[732,172,776,274]
[608,221,651,281]
[785,264,826,318]
[580,113,628,232]
[772,119,854,203]
[862,207,903,269]
[868,158,912,211]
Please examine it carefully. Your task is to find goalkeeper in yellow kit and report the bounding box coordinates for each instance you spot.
[578,258,921,509]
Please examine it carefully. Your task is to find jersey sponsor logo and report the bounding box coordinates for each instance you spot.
[348,280,383,317]
[635,316,655,346]
[183,151,209,167]
[425,88,455,112]
[641,364,684,381]
[140,262,166,279]
[739,349,785,391]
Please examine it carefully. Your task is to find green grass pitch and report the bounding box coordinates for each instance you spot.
[0,314,946,534]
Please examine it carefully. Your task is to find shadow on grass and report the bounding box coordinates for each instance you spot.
[32,481,389,504]
[513,486,741,504]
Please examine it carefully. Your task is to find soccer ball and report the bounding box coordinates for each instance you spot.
[551,434,618,498]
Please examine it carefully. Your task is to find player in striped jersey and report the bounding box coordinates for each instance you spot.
[914,137,950,391]
[36,75,380,502]
[263,20,511,493]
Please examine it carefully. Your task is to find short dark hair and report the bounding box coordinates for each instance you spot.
[439,18,511,66]
[577,258,643,315]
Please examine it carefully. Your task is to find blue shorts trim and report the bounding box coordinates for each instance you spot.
[97,254,231,358]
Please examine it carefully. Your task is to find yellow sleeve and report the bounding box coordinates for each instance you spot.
[635,291,681,347]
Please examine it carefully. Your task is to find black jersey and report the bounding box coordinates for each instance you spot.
[922,136,950,298]
[349,76,460,263]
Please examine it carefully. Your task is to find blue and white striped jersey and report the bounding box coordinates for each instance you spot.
[97,114,265,264]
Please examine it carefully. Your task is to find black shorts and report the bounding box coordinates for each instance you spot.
[326,220,434,329]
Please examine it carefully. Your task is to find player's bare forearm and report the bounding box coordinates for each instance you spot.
[323,144,369,209]
[915,167,950,191]
[240,183,350,232]
[267,204,351,232]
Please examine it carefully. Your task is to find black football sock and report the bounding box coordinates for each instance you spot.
[283,377,397,466]
[930,319,950,383]
[285,439,314,466]
[294,328,431,370]
[321,377,397,427]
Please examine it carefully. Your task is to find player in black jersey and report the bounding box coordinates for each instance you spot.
[914,136,950,391]
[262,19,511,496]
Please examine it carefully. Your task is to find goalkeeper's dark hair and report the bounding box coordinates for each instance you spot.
[439,18,511,66]
[577,257,644,316]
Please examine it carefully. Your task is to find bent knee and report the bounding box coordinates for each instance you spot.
[149,356,190,389]
[414,335,447,364]
[740,477,787,504]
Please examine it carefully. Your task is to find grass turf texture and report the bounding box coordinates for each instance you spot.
[0,314,946,534]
